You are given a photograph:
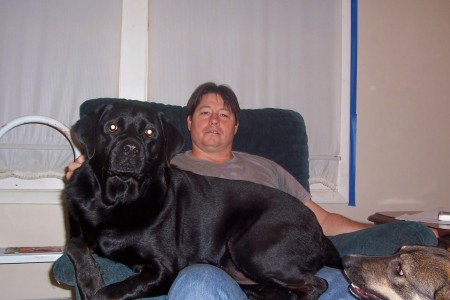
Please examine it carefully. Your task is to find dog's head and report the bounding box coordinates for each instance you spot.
[71,102,184,202]
[343,245,450,300]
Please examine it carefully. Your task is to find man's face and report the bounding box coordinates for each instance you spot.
[187,93,238,154]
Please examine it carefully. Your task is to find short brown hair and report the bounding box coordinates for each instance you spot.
[186,82,240,124]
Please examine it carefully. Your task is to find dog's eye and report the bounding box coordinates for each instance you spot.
[144,129,153,137]
[395,263,404,276]
[107,123,119,133]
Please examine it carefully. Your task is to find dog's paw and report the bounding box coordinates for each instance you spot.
[76,271,104,300]
[90,289,111,300]
[66,237,105,299]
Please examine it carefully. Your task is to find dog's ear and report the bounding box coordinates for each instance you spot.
[72,104,109,159]
[435,284,450,300]
[157,112,184,163]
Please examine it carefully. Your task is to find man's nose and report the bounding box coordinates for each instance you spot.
[209,114,219,125]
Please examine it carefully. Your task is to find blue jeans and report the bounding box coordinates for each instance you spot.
[167,264,351,300]
[328,221,437,256]
[53,221,437,299]
[54,256,349,300]
[168,264,247,300]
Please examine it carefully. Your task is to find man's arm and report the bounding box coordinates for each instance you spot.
[304,199,372,236]
[306,199,443,238]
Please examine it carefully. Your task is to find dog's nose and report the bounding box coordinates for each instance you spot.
[122,144,140,157]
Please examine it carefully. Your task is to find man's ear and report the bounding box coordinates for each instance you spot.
[187,115,192,131]
[234,123,239,135]
[158,112,184,163]
[72,104,108,159]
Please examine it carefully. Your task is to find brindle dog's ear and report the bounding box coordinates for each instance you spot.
[157,112,184,163]
[71,104,109,159]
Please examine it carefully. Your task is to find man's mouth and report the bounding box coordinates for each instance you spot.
[204,127,221,135]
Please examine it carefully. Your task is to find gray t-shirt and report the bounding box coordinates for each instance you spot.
[171,151,311,203]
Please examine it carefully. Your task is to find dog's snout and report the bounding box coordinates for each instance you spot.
[108,137,145,176]
[122,143,140,157]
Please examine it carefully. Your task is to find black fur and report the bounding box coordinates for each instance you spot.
[65,102,342,300]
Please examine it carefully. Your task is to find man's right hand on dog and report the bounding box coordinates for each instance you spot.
[66,155,85,181]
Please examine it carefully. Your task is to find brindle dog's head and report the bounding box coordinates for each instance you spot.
[71,102,184,204]
[343,245,450,300]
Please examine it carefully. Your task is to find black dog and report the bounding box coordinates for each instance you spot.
[65,102,341,300]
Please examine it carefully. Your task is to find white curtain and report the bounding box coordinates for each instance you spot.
[0,0,344,191]
[0,0,122,180]
[147,0,342,189]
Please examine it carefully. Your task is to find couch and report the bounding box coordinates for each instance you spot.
[53,98,442,299]
[52,97,311,297]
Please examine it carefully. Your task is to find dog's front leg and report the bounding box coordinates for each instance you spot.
[66,237,105,300]
[92,264,172,300]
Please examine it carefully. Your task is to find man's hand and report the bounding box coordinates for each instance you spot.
[66,155,85,181]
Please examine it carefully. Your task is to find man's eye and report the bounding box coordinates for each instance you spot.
[107,123,119,133]
[144,129,153,137]
[220,113,230,118]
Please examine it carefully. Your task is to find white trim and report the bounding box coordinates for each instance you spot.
[118,0,149,100]
[311,186,347,204]
[338,0,351,202]
[0,189,63,204]
[310,0,350,204]
[0,248,62,264]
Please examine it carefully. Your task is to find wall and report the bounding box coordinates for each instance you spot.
[0,203,71,299]
[323,0,450,221]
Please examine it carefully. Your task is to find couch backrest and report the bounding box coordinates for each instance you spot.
[80,98,310,191]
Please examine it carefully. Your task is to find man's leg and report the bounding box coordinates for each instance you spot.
[316,267,355,300]
[169,264,358,300]
[53,256,247,300]
[329,221,437,256]
[168,264,248,300]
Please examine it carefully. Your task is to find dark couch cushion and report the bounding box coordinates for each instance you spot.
[79,98,310,191]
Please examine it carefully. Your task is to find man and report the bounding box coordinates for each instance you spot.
[64,82,437,299]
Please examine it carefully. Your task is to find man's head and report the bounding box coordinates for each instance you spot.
[187,82,240,124]
[186,82,241,158]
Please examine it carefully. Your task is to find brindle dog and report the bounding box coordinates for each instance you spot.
[344,245,450,300]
